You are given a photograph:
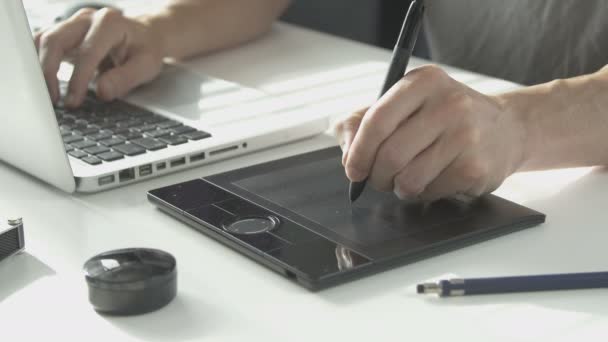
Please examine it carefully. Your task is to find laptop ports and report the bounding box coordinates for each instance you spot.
[139,164,153,177]
[156,162,166,171]
[98,175,115,186]
[189,152,205,163]
[209,145,238,157]
[119,168,136,183]
[170,157,186,168]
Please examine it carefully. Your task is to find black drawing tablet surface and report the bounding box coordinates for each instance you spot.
[148,147,545,290]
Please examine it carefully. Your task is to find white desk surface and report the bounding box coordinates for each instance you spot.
[3,2,608,341]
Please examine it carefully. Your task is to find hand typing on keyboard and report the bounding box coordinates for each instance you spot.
[34,7,164,107]
[32,0,292,108]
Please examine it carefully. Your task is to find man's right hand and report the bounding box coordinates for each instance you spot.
[34,7,165,107]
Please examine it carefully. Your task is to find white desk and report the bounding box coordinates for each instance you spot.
[3,2,608,341]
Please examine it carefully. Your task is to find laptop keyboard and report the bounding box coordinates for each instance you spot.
[56,91,212,166]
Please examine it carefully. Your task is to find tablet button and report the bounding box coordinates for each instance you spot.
[223,216,279,235]
[216,199,321,243]
[187,204,234,228]
[187,207,287,252]
[215,198,267,217]
[268,239,371,279]
[149,179,232,211]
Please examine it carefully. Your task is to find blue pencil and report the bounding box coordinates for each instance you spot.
[417,271,608,297]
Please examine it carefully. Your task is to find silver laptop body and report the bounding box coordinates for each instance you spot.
[0,0,328,193]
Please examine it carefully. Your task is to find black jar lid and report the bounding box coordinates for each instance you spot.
[83,248,177,315]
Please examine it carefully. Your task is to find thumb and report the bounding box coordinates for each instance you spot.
[95,53,162,101]
[334,107,367,166]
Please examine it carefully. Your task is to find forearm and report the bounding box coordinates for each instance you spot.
[497,65,608,171]
[137,0,290,59]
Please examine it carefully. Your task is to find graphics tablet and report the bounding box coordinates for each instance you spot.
[148,147,545,291]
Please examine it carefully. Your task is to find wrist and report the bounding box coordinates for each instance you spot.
[134,11,174,59]
[493,91,534,173]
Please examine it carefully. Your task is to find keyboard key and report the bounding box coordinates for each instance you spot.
[64,144,74,152]
[111,114,129,122]
[160,135,188,146]
[131,138,167,151]
[98,151,124,162]
[87,131,113,141]
[60,128,72,137]
[143,115,166,124]
[110,127,131,136]
[145,129,171,138]
[82,156,102,165]
[83,145,111,155]
[157,120,182,130]
[128,107,154,118]
[86,117,106,125]
[63,135,84,144]
[113,143,146,156]
[131,124,157,133]
[58,119,75,127]
[68,150,88,159]
[99,137,126,147]
[71,140,98,149]
[73,127,100,136]
[98,121,117,130]
[170,125,196,135]
[182,130,212,141]
[72,121,89,129]
[117,131,143,141]
[116,119,143,128]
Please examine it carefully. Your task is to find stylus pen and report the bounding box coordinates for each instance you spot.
[417,271,608,297]
[349,0,426,203]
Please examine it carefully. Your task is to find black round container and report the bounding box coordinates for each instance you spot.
[83,248,177,315]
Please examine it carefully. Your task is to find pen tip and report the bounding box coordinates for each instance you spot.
[349,181,365,203]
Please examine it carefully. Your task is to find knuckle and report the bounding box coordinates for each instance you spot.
[72,8,97,20]
[428,103,452,124]
[416,64,448,82]
[445,92,474,118]
[395,173,425,196]
[378,144,405,173]
[364,107,393,137]
[457,125,481,147]
[450,91,472,108]
[368,172,392,193]
[39,31,59,50]
[96,7,123,24]
[462,159,487,182]
[75,47,98,64]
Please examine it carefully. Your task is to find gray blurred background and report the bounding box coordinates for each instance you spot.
[281,0,429,58]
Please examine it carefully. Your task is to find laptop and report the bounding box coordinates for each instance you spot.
[0,0,328,193]
[148,147,546,291]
